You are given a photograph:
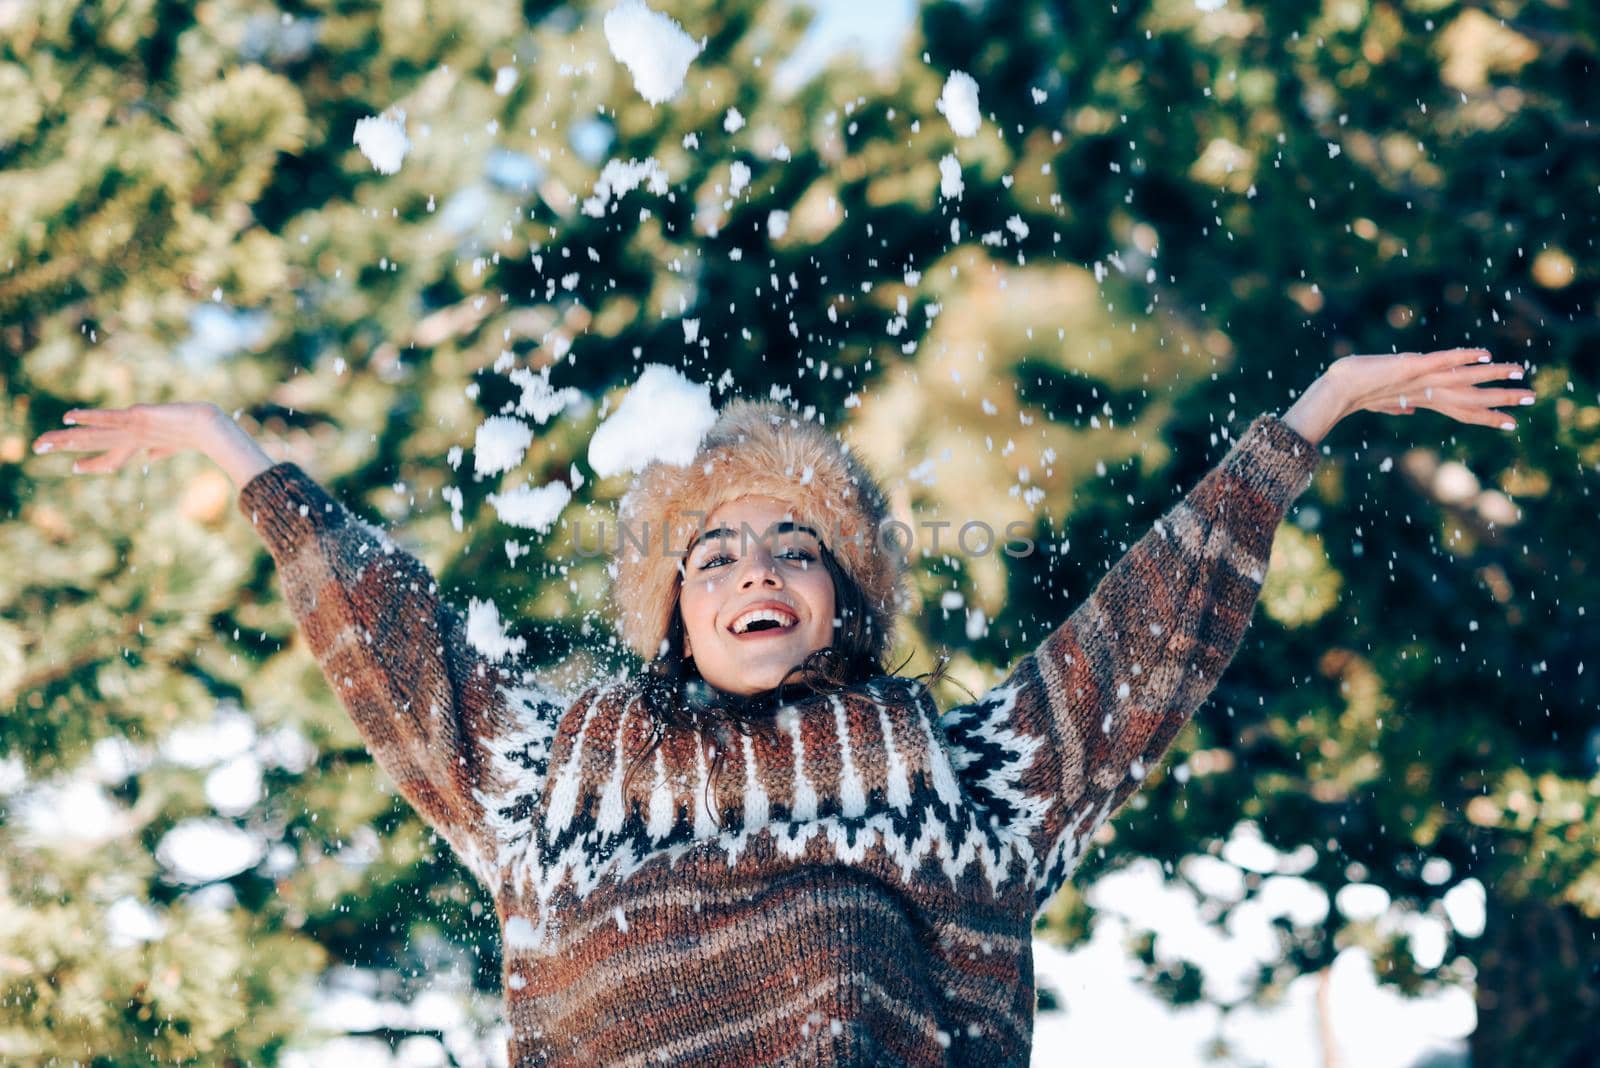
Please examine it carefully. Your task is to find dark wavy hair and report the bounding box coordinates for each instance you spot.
[623,539,964,822]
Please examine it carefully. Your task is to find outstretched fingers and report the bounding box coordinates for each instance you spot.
[1448,361,1526,385]
[70,444,141,474]
[1472,387,1538,410]
[33,425,141,460]
[1338,348,1534,434]
[32,402,216,473]
[1434,393,1523,430]
[61,407,130,426]
[1430,376,1535,430]
[1421,354,1534,431]
[1427,347,1493,367]
[36,427,125,449]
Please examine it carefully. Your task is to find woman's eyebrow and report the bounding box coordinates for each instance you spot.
[775,521,821,541]
[688,521,820,552]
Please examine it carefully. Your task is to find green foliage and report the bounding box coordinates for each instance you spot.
[2,0,1596,1061]
[1,843,326,1062]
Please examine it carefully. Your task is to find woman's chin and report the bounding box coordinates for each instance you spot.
[697,633,829,695]
[719,668,787,695]
[705,653,801,695]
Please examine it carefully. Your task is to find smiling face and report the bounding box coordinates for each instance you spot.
[677,495,838,697]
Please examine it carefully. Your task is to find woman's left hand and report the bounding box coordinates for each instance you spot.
[1282,348,1534,447]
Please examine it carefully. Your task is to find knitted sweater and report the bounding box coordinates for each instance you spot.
[236,411,1321,1066]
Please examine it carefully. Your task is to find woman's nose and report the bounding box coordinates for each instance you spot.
[738,555,781,587]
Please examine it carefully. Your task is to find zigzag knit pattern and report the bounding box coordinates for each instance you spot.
[236,411,1321,1066]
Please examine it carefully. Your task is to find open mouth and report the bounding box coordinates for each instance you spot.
[728,608,800,637]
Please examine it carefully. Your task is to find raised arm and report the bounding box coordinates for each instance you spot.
[234,459,568,891]
[32,401,568,892]
[937,411,1321,914]
[935,348,1534,916]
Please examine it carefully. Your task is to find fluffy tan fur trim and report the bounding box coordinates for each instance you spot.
[606,399,908,662]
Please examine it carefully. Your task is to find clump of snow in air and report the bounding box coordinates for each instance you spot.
[467,597,527,660]
[724,107,745,133]
[938,154,964,199]
[767,209,790,239]
[588,364,716,477]
[728,160,752,197]
[965,607,987,641]
[582,157,669,217]
[494,66,519,95]
[353,111,410,174]
[603,0,704,105]
[937,71,982,138]
[1195,0,1226,10]
[510,367,584,423]
[488,481,573,533]
[475,415,534,477]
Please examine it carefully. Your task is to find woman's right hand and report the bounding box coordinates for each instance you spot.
[31,402,276,487]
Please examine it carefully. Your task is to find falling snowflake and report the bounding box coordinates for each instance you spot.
[937,71,982,138]
[352,111,409,174]
[603,0,703,105]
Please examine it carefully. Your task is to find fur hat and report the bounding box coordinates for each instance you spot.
[607,398,909,663]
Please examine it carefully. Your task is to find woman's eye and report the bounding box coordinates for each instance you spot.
[697,549,813,570]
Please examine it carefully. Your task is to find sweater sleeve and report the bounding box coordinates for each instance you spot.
[236,462,568,891]
[935,412,1321,915]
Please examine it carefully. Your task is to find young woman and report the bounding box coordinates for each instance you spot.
[31,349,1531,1065]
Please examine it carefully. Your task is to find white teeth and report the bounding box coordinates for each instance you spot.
[732,608,798,634]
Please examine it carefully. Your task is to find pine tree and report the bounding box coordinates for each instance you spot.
[910,1,1598,1061]
[3,0,967,1059]
[3,0,1595,1062]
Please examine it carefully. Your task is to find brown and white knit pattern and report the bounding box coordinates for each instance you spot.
[236,410,1321,1066]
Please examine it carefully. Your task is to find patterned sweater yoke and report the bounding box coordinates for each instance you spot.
[236,411,1321,1066]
